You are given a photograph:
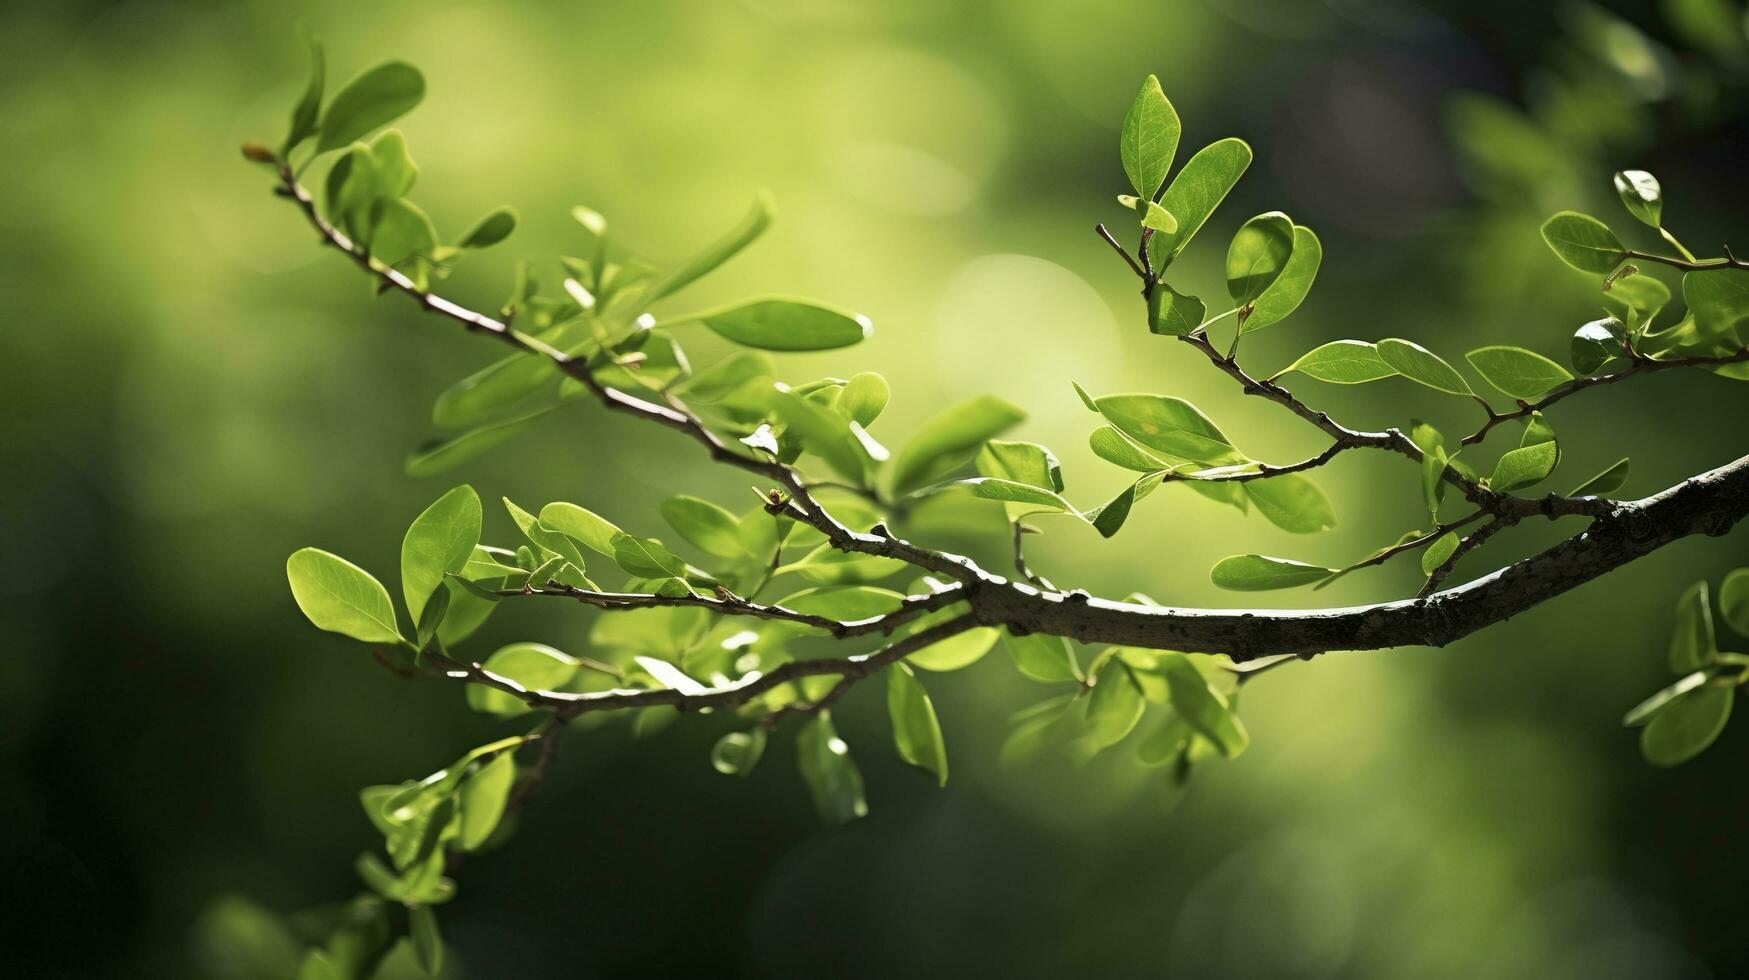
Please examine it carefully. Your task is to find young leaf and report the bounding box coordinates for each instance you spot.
[796,711,868,825]
[1411,421,1449,519]
[957,477,1074,513]
[1226,211,1296,306]
[1087,473,1164,538]
[458,207,517,249]
[1569,458,1629,497]
[1603,275,1671,322]
[1540,211,1625,275]
[1612,170,1662,228]
[1377,339,1474,396]
[1160,655,1248,758]
[457,752,515,850]
[1243,225,1321,332]
[1274,340,1396,384]
[1720,568,1749,637]
[687,297,870,351]
[1091,394,1244,465]
[316,62,425,153]
[282,35,325,155]
[286,548,402,643]
[401,485,482,625]
[890,395,1026,495]
[1669,581,1715,672]
[1623,670,1711,727]
[1003,629,1081,684]
[1421,532,1459,576]
[1141,201,1178,233]
[711,729,767,777]
[835,371,890,427]
[1465,346,1574,399]
[1150,138,1253,265]
[887,664,949,786]
[1085,657,1146,749]
[647,192,774,302]
[1120,75,1181,200]
[1243,474,1336,534]
[1488,440,1558,493]
[1571,316,1627,375]
[1147,283,1205,337]
[1209,555,1334,591]
[369,199,439,285]
[1641,685,1732,766]
[466,643,580,718]
[368,130,417,197]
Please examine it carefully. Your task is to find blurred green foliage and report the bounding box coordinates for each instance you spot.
[7,0,1749,976]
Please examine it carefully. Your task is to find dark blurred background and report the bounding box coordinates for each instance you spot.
[6,0,1749,976]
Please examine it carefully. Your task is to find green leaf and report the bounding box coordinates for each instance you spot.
[1569,458,1629,497]
[457,207,517,249]
[711,729,767,777]
[1226,212,1296,307]
[1603,274,1671,322]
[1209,554,1334,591]
[1150,138,1253,265]
[401,486,482,626]
[1244,473,1336,534]
[1161,655,1248,758]
[1120,75,1181,200]
[1147,283,1205,337]
[1411,421,1448,520]
[1274,340,1395,384]
[1641,685,1732,766]
[1421,532,1459,576]
[834,371,890,427]
[1091,394,1243,465]
[1623,670,1711,727]
[1003,629,1081,683]
[1571,316,1627,375]
[957,478,1074,513]
[686,297,870,351]
[1670,581,1715,673]
[283,34,325,155]
[1613,170,1662,228]
[456,751,514,850]
[890,395,1026,495]
[796,711,867,825]
[317,62,425,153]
[659,496,746,559]
[1488,440,1558,493]
[1683,269,1749,338]
[1089,426,1171,472]
[467,643,580,718]
[1719,568,1749,637]
[646,192,774,302]
[1085,657,1146,749]
[368,130,417,198]
[976,440,1063,492]
[503,498,589,572]
[887,664,948,786]
[287,548,402,643]
[767,385,875,482]
[777,586,905,622]
[408,906,441,975]
[1141,200,1178,233]
[538,502,623,557]
[1243,225,1321,332]
[1086,473,1164,538]
[1540,211,1625,275]
[1465,346,1574,399]
[369,199,439,281]
[611,533,688,580]
[1377,338,1474,396]
[905,613,1000,672]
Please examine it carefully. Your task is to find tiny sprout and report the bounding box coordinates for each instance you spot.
[240,141,277,164]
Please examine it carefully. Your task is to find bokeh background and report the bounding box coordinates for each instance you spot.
[6,0,1749,976]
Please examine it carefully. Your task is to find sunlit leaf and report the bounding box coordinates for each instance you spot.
[1003,629,1081,684]
[401,485,482,625]
[1488,440,1557,493]
[890,395,1025,495]
[1147,283,1205,337]
[456,752,514,851]
[287,548,402,643]
[660,495,746,559]
[1274,340,1396,384]
[1465,346,1574,398]
[1085,657,1146,749]
[647,192,774,302]
[1244,473,1336,534]
[687,297,870,351]
[1120,75,1181,200]
[1569,458,1629,497]
[1150,138,1253,265]
[1161,654,1248,758]
[1571,316,1627,375]
[1540,211,1625,275]
[1243,225,1321,332]
[317,62,425,152]
[1209,554,1334,591]
[1421,531,1459,576]
[282,34,325,154]
[1612,170,1662,228]
[457,206,517,249]
[1091,393,1243,465]
[466,643,580,718]
[1226,211,1296,306]
[1377,339,1474,396]
[887,664,948,786]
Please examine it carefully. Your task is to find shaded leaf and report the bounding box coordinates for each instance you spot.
[887,664,949,785]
